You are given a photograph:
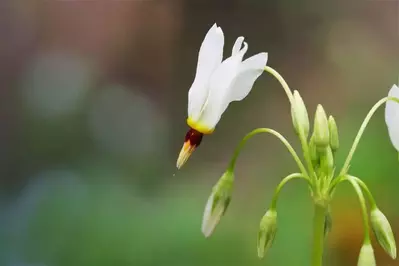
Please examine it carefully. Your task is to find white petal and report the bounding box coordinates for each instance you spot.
[228,52,268,102]
[188,23,224,119]
[232,36,244,56]
[197,42,248,129]
[385,84,399,129]
[388,120,399,151]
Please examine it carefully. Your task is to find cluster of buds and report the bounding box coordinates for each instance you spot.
[177,23,398,266]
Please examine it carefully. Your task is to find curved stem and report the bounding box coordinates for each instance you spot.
[264,66,316,180]
[228,128,309,179]
[264,66,294,103]
[339,96,399,176]
[344,175,371,243]
[270,173,308,209]
[349,176,377,209]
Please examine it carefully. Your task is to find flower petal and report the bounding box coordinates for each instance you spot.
[387,121,399,151]
[231,36,244,56]
[385,84,399,129]
[188,23,224,120]
[197,42,248,129]
[228,52,268,102]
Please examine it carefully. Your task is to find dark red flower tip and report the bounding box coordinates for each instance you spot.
[184,128,203,147]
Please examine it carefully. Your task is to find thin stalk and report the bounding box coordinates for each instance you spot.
[228,128,309,179]
[270,173,309,209]
[346,176,371,243]
[264,66,316,181]
[339,96,399,176]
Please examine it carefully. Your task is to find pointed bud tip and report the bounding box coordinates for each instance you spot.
[176,141,196,169]
[201,175,233,238]
[370,208,397,259]
[257,210,277,259]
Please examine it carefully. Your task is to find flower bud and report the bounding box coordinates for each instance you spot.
[328,115,339,152]
[357,243,376,266]
[201,171,234,238]
[291,90,310,138]
[370,208,397,259]
[313,104,330,152]
[320,146,334,177]
[257,209,277,259]
[309,135,320,168]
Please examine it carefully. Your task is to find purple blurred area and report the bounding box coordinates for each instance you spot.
[0,1,398,266]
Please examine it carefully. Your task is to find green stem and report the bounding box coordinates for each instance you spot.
[349,176,377,209]
[270,173,308,209]
[346,176,371,243]
[227,128,309,179]
[264,66,294,103]
[264,66,316,180]
[339,96,399,176]
[311,203,326,266]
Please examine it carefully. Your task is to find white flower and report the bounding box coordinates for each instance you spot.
[385,84,399,150]
[176,23,268,169]
[187,23,268,134]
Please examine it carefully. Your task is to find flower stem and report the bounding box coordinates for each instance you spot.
[311,203,326,266]
[339,96,399,176]
[228,128,309,179]
[270,173,309,209]
[349,176,377,209]
[264,66,294,103]
[264,66,316,180]
[346,176,371,243]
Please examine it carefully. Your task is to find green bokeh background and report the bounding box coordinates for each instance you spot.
[0,0,398,265]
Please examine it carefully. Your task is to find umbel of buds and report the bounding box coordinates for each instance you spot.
[180,25,399,266]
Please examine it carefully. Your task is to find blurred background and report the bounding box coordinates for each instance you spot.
[0,0,398,265]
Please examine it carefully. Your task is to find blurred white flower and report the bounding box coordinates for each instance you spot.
[177,23,268,168]
[385,84,399,151]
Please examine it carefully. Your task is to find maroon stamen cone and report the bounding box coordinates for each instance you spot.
[176,128,204,169]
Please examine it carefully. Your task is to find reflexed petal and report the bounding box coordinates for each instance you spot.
[228,52,268,102]
[385,84,399,150]
[188,23,224,119]
[387,122,399,151]
[197,42,248,129]
[385,84,399,129]
[231,36,244,56]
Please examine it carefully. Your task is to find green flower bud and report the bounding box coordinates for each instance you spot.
[201,170,234,238]
[320,146,334,177]
[313,104,330,152]
[357,243,376,266]
[328,115,339,151]
[291,90,310,138]
[257,209,277,259]
[370,208,397,259]
[309,135,320,168]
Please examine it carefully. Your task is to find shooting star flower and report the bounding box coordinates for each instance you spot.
[176,23,268,168]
